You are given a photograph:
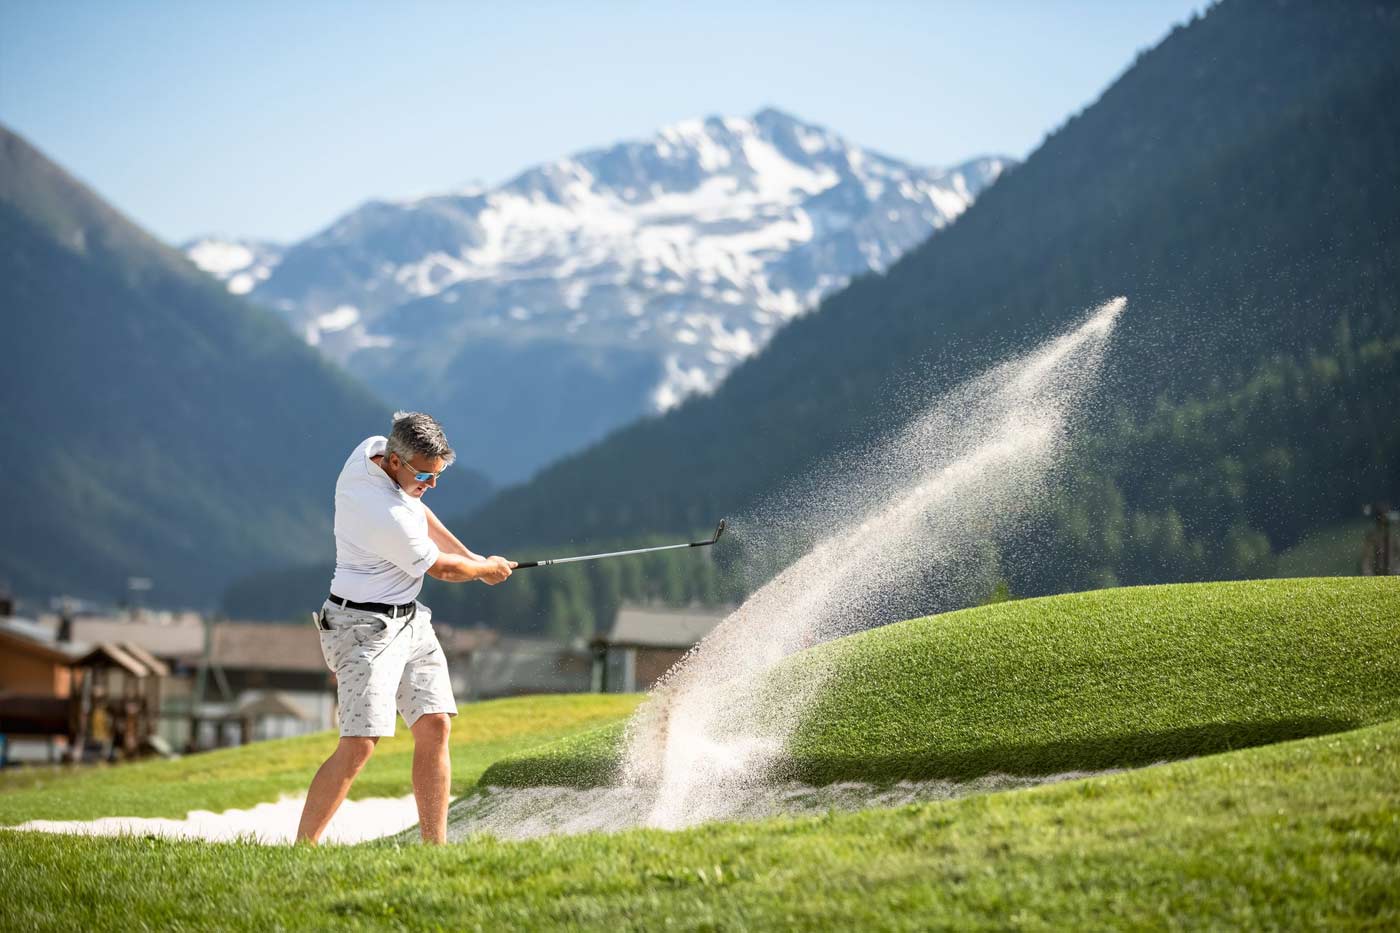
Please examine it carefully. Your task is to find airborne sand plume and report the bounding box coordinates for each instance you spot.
[619,298,1126,829]
[432,298,1128,842]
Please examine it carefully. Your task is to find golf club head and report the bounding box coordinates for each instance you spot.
[712,518,727,544]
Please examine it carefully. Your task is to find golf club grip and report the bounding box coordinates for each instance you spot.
[513,561,540,569]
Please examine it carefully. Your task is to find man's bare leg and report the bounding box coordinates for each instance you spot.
[296,736,379,844]
[410,713,452,844]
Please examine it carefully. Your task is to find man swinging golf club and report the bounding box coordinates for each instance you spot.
[296,411,514,845]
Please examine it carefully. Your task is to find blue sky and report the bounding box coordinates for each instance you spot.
[1,1,1207,244]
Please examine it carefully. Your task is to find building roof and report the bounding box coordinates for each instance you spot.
[435,625,498,655]
[210,622,328,673]
[238,690,311,720]
[119,642,171,678]
[31,613,205,659]
[0,616,181,678]
[476,636,582,654]
[75,643,151,677]
[0,616,85,663]
[600,604,731,649]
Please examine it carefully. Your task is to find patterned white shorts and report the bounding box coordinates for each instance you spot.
[314,599,457,737]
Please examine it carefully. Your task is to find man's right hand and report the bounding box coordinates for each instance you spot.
[479,556,515,585]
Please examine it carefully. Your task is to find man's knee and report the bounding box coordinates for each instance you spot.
[412,712,451,746]
[336,736,378,772]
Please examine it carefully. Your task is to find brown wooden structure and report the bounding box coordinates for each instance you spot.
[590,604,730,693]
[0,617,169,764]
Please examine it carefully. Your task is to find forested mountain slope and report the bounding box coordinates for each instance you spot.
[0,127,489,605]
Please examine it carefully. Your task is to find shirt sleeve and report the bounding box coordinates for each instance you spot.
[373,503,441,578]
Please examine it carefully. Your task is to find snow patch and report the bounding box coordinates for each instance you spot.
[317,305,360,333]
[186,240,255,276]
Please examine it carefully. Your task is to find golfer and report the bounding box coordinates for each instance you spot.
[296,411,514,845]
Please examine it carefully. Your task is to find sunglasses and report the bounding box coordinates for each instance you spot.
[393,455,446,483]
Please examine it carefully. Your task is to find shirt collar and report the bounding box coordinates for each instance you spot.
[362,436,400,492]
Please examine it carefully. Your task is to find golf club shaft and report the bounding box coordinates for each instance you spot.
[513,519,727,569]
[515,541,708,569]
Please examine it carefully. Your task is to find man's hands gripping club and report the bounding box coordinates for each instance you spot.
[475,555,515,584]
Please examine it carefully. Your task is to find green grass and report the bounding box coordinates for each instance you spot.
[0,694,641,824]
[2,578,1397,929]
[483,577,1400,787]
[2,715,1396,930]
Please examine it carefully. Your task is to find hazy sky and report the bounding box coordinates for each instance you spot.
[1,1,1207,244]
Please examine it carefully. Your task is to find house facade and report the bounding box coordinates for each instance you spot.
[590,604,731,693]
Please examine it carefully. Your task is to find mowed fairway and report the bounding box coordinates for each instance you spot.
[0,694,641,824]
[1,577,1397,930]
[3,718,1397,930]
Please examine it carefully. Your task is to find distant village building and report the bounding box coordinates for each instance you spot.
[0,614,170,765]
[197,621,337,746]
[442,629,591,699]
[2,593,731,765]
[590,604,731,693]
[0,609,338,758]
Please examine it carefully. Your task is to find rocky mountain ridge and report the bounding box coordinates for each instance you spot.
[188,108,1009,479]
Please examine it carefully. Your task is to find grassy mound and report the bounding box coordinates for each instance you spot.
[482,577,1400,787]
[4,715,1397,930]
[478,721,629,787]
[0,694,640,824]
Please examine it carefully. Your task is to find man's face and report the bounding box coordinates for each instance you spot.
[389,452,447,498]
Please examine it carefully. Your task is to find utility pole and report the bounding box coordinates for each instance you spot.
[187,613,234,752]
[126,576,153,616]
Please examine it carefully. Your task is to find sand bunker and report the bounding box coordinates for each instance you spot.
[7,762,1148,846]
[424,765,1140,844]
[6,793,421,845]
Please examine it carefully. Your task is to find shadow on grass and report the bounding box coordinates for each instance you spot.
[480,717,1361,790]
[786,716,1359,784]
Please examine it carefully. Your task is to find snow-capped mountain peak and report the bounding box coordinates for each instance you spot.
[185,108,1012,480]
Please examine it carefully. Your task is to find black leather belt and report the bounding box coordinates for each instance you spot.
[327,594,417,619]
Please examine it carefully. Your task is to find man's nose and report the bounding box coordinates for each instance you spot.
[426,474,437,487]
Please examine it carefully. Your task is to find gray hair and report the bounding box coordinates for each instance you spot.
[386,411,455,467]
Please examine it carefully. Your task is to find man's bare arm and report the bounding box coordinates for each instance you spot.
[426,551,514,584]
[424,504,483,560]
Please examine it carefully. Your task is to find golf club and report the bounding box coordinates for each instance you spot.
[513,519,727,569]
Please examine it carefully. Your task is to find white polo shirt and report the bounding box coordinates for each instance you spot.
[328,436,441,605]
